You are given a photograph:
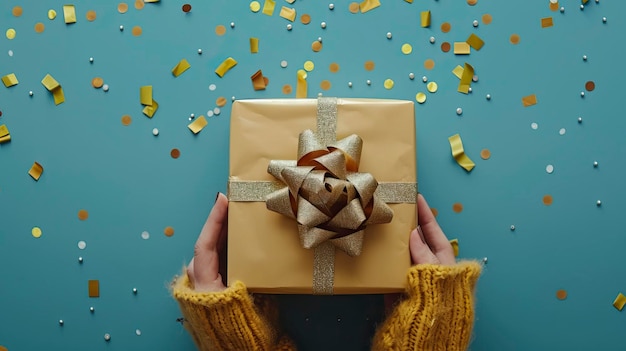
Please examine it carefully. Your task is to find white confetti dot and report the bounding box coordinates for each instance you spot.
[348,82,352,87]
[472,20,479,27]
[328,3,334,10]
[287,24,292,31]
[8,50,13,57]
[321,22,327,29]
[422,76,428,82]
[104,333,111,341]
[386,32,392,39]
[208,84,216,91]
[152,128,159,136]
[120,25,124,31]
[78,241,87,250]
[213,107,221,115]
[546,165,554,174]
[207,110,214,117]
[197,48,202,54]
[141,231,150,240]
[593,161,599,167]
[559,128,566,135]
[280,60,288,68]
[429,36,435,44]
[102,84,109,92]
[408,72,415,80]
[531,122,538,130]
[456,108,463,115]
[135,329,142,336]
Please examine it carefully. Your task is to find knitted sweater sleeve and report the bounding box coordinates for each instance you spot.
[371,261,482,351]
[171,272,296,351]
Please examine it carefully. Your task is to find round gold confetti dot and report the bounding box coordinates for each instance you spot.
[250,1,261,12]
[482,14,493,25]
[585,81,595,91]
[431,208,439,217]
[6,29,16,40]
[91,77,104,89]
[170,148,181,159]
[480,149,491,160]
[48,9,57,20]
[320,80,331,90]
[0,345,8,351]
[12,6,23,17]
[441,42,451,52]
[452,203,464,213]
[118,3,129,13]
[34,23,45,33]
[86,10,97,21]
[364,60,375,71]
[401,43,413,55]
[78,209,89,221]
[216,96,227,107]
[427,82,438,93]
[467,0,478,5]
[303,60,315,72]
[215,25,226,36]
[301,14,311,24]
[556,289,567,300]
[383,79,394,90]
[441,22,451,33]
[543,194,553,206]
[121,115,132,126]
[415,92,426,104]
[329,63,340,73]
[349,2,360,14]
[132,26,142,36]
[282,84,292,95]
[424,59,435,70]
[164,226,175,237]
[311,41,322,52]
[32,227,42,238]
[135,0,145,10]
[510,34,520,45]
[182,4,192,12]
[549,2,559,11]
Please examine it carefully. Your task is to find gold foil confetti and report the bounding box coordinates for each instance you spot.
[482,14,492,24]
[215,57,238,77]
[401,43,413,54]
[215,25,226,36]
[171,59,191,77]
[303,60,315,72]
[480,148,491,160]
[458,63,474,94]
[188,116,208,134]
[6,29,16,40]
[541,17,554,28]
[522,94,538,107]
[279,6,296,21]
[250,1,261,12]
[301,14,311,24]
[329,63,340,73]
[63,5,77,24]
[542,194,553,206]
[1,74,19,87]
[415,92,426,104]
[282,84,292,94]
[311,41,322,52]
[78,209,89,220]
[613,293,626,311]
[296,69,307,98]
[52,87,65,105]
[262,0,276,16]
[421,11,431,27]
[441,22,451,33]
[452,202,464,213]
[320,80,331,90]
[32,227,42,238]
[86,10,97,21]
[216,97,227,107]
[449,239,459,257]
[91,77,104,89]
[349,2,360,13]
[121,115,132,126]
[359,0,381,13]
[88,280,100,297]
[142,100,158,118]
[28,162,44,181]
[251,70,267,90]
[556,289,567,300]
[132,26,142,36]
[139,86,152,105]
[0,124,11,143]
[466,33,485,50]
[12,6,23,17]
[48,9,57,20]
[424,59,435,70]
[364,60,375,71]
[164,226,175,237]
[383,79,394,90]
[118,3,129,13]
[34,22,45,33]
[448,134,475,172]
[249,38,259,53]
[427,82,438,93]
[454,42,471,55]
[135,0,145,10]
[510,34,520,45]
[42,74,60,91]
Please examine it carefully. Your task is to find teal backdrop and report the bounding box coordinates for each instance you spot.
[1,1,625,350]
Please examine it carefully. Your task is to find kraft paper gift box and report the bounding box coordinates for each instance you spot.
[227,97,417,294]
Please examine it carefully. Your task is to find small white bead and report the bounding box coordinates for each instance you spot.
[408,72,415,80]
[231,96,236,101]
[596,0,600,3]
[287,24,292,31]
[456,107,463,115]
[317,36,322,42]
[90,307,95,312]
[486,94,491,100]
[329,3,334,10]
[472,75,479,82]
[578,117,583,123]
[321,22,327,29]
[152,128,159,136]
[102,84,109,92]
[136,329,142,336]
[78,256,83,263]
[230,22,235,28]
[580,4,584,10]
[89,57,94,63]
[560,6,565,13]
[482,257,488,264]
[197,48,202,54]
[348,81,353,87]
[546,164,554,174]
[317,92,323,97]
[422,76,428,82]
[593,161,598,167]
[510,225,515,231]
[29,91,33,96]
[602,17,607,23]
[133,288,138,294]
[214,107,221,115]
[120,25,124,31]
[580,91,585,97]
[366,79,371,85]
[386,32,392,39]
[582,55,587,61]
[472,20,479,27]
[59,320,64,326]
[596,200,602,206]
[190,113,195,118]
[429,36,435,44]
[104,333,111,341]
[280,60,288,68]
[468,87,473,93]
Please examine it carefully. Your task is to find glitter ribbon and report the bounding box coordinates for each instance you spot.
[228,97,416,294]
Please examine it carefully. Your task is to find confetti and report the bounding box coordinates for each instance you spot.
[32,227,42,238]
[12,6,23,17]
[549,1,560,11]
[135,0,145,10]
[424,59,435,70]
[449,239,459,257]
[320,80,331,90]
[303,61,315,72]
[121,115,132,126]
[132,26,142,36]
[522,94,538,107]
[613,293,626,311]
[301,14,311,24]
[401,44,413,54]
[452,203,464,213]
[262,0,276,16]
[482,14,492,24]
[164,226,175,237]
[466,33,485,51]
[0,124,10,143]
[415,92,426,104]
[41,74,65,105]
[34,23,45,33]
[421,11,431,27]
[441,42,451,52]
[78,209,89,220]
[188,116,208,134]
[249,38,259,53]
[216,97,227,107]
[28,162,44,181]
[382,79,394,90]
[448,134,475,172]
[359,0,381,13]
[510,34,520,45]
[86,10,97,21]
[170,148,181,159]
[78,241,87,249]
[6,29,16,40]
[467,0,477,5]
[541,17,554,28]
[441,22,451,33]
[457,63,474,94]
[48,9,57,20]
[215,57,238,77]
[296,69,307,98]
[250,1,261,12]
[329,63,340,73]
[1,74,19,88]
[182,4,192,12]
[454,42,471,55]
[480,149,491,160]
[349,2,360,13]
[118,3,129,13]
[141,231,150,239]
[279,7,296,22]
[282,84,292,94]
[542,195,553,206]
[63,5,77,24]
[427,82,438,93]
[364,61,375,71]
[171,59,191,77]
[88,280,100,297]
[139,86,153,105]
[555,289,568,300]
[585,81,595,91]
[91,77,104,89]
[251,70,268,90]
[311,41,323,52]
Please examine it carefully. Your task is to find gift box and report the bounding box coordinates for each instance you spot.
[227,97,417,294]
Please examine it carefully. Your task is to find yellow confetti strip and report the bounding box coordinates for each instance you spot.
[188,116,208,134]
[251,70,267,90]
[142,99,159,118]
[262,0,276,16]
[296,69,307,98]
[415,92,426,104]
[6,29,16,40]
[522,94,537,107]
[401,44,412,54]
[359,0,381,13]
[449,239,459,257]
[448,134,475,172]
[427,82,438,93]
[458,63,474,94]
[63,5,77,24]
[28,162,44,181]
[48,9,57,20]
[171,59,191,77]
[32,227,42,238]
[466,33,485,51]
[249,37,259,53]
[88,280,100,297]
[52,87,65,105]
[215,57,238,77]
[541,17,554,28]
[383,79,394,90]
[139,86,152,105]
[613,293,626,311]
[420,11,431,27]
[454,42,471,55]
[279,6,296,21]
[303,60,315,72]
[250,1,261,12]
[452,65,464,79]
[0,124,11,144]
[41,74,65,105]
[1,73,19,87]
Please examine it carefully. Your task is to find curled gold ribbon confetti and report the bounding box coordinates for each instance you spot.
[448,134,475,172]
[1,73,19,87]
[0,124,11,143]
[215,57,238,77]
[457,63,474,94]
[171,59,191,77]
[41,74,65,105]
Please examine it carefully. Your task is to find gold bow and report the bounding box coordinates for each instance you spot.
[266,129,394,257]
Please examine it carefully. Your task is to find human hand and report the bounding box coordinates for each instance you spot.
[186,192,229,292]
[409,194,456,266]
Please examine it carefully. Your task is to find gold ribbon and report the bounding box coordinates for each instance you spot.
[228,97,416,294]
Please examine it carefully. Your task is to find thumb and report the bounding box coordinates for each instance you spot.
[409,228,440,265]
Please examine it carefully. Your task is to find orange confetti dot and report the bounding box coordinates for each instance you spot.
[0,345,8,351]
[12,6,23,17]
[441,42,451,52]
[215,25,226,36]
[118,3,129,13]
[182,4,192,12]
[91,77,104,89]
[424,59,435,70]
[132,26,142,36]
[135,0,145,10]
[467,0,478,5]
[349,2,360,13]
[86,10,97,21]
[170,148,181,159]
[164,226,175,237]
[549,2,559,11]
[320,80,331,90]
[543,194,553,206]
[282,84,292,95]
[78,209,89,221]
[430,208,439,217]
[34,23,45,33]
[585,81,595,91]
[364,60,375,71]
[482,14,493,25]
[301,14,311,24]
[452,203,464,213]
[480,149,491,160]
[121,115,132,126]
[556,289,567,300]
[441,22,451,33]
[216,97,227,107]
[510,34,520,45]
[311,41,323,52]
[329,63,340,73]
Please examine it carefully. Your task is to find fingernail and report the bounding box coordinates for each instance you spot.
[215,192,220,203]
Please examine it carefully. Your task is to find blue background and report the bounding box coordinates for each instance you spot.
[1,0,625,350]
